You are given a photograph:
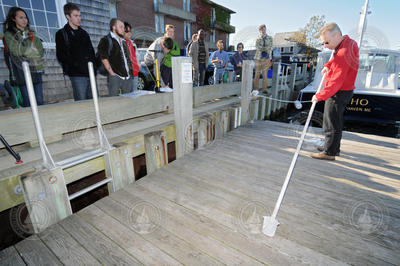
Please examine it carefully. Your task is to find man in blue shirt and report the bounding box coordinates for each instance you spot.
[211,40,229,84]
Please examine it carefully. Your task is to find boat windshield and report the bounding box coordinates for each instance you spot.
[356,51,400,91]
[312,50,400,91]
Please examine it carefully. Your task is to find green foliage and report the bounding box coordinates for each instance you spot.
[304,15,326,49]
[215,7,229,24]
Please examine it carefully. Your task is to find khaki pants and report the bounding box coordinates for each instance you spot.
[253,59,270,91]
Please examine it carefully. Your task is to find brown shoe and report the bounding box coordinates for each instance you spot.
[317,146,340,156]
[311,152,335,161]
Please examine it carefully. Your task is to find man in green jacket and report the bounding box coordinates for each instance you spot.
[160,24,180,88]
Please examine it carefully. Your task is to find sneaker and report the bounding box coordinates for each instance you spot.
[310,152,335,161]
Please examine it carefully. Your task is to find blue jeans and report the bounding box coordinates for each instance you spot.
[131,76,138,92]
[70,76,92,101]
[199,63,206,86]
[214,69,225,84]
[19,73,43,107]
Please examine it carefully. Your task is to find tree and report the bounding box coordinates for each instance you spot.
[287,15,326,59]
[304,15,326,49]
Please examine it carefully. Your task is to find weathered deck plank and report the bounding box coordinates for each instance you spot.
[77,204,182,266]
[59,215,142,265]
[94,196,221,265]
[38,223,100,265]
[0,246,25,266]
[14,235,62,265]
[4,120,399,266]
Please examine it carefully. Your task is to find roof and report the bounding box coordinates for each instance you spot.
[273,31,302,46]
[202,0,236,14]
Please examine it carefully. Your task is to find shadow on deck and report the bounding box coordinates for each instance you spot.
[1,121,399,265]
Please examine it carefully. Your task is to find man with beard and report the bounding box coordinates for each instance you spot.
[98,18,133,96]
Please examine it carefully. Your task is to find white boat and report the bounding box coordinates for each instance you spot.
[295,0,400,129]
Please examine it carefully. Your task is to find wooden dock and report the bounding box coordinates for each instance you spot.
[1,120,399,265]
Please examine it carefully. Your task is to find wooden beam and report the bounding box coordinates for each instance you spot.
[106,142,135,192]
[172,57,193,158]
[63,156,105,185]
[271,62,281,113]
[258,96,266,120]
[0,93,173,148]
[0,175,24,212]
[193,83,240,107]
[240,60,254,125]
[144,131,168,174]
[20,167,72,233]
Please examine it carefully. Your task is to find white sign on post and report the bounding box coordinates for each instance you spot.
[181,63,192,84]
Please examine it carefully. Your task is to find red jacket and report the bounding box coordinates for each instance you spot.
[125,39,140,77]
[316,35,359,101]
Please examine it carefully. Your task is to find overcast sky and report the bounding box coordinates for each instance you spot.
[212,0,400,50]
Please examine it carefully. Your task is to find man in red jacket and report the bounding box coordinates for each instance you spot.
[311,23,359,160]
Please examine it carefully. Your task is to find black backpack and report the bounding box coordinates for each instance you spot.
[95,35,113,76]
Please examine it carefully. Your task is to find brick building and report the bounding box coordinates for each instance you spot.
[117,0,235,50]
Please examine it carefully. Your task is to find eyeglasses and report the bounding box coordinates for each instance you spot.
[321,41,329,45]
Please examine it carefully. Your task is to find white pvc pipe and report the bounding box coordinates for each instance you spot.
[270,72,327,220]
[22,61,54,168]
[88,62,104,149]
[269,51,334,221]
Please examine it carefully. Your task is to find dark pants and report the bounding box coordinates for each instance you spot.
[199,63,206,86]
[70,76,93,101]
[108,75,132,96]
[160,64,173,88]
[323,90,354,156]
[19,73,43,107]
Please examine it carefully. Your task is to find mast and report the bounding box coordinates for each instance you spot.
[357,0,370,48]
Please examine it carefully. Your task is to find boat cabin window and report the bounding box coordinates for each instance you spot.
[356,52,399,91]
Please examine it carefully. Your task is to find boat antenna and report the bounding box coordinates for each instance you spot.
[357,0,371,48]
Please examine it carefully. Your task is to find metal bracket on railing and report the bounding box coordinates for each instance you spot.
[22,61,56,170]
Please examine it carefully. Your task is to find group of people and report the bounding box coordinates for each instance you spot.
[187,23,273,88]
[2,2,274,107]
[2,3,142,106]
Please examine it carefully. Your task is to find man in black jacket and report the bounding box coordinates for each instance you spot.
[98,18,133,96]
[56,3,96,101]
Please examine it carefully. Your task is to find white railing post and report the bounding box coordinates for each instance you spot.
[88,62,111,151]
[22,61,55,169]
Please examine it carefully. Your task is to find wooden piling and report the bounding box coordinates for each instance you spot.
[106,142,135,191]
[144,131,168,174]
[240,60,254,125]
[172,57,193,158]
[20,167,72,233]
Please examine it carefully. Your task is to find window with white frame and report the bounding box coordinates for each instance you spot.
[109,0,117,18]
[153,0,163,12]
[184,21,191,42]
[210,29,215,43]
[1,0,66,43]
[155,14,164,33]
[211,8,215,26]
[183,0,190,12]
